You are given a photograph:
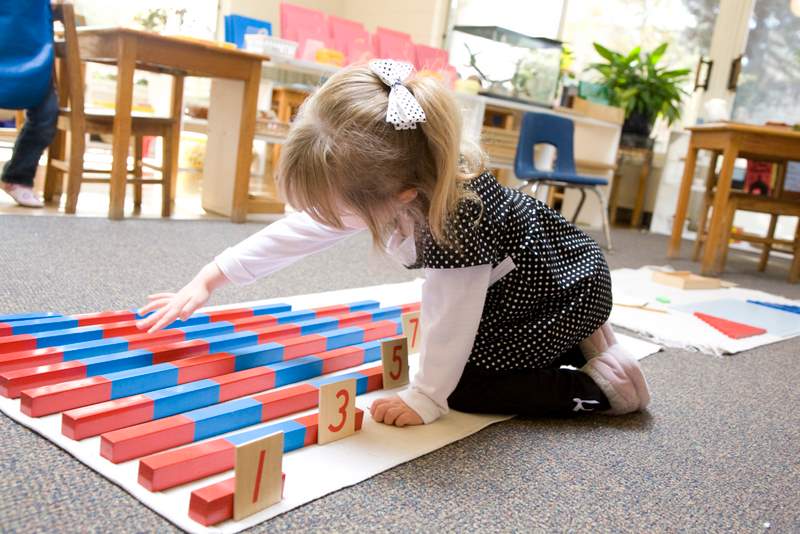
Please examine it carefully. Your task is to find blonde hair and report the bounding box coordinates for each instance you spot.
[278,63,484,246]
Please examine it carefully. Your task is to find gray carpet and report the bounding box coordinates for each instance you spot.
[1,215,798,533]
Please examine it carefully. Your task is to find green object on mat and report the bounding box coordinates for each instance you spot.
[656,296,671,304]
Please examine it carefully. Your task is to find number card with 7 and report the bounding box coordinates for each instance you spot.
[233,431,284,520]
[318,378,357,445]
[401,310,421,354]
[380,337,409,390]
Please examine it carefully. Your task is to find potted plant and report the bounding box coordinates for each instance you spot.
[586,43,690,139]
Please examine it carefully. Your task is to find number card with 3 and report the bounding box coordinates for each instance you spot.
[318,378,357,445]
[380,337,409,390]
[401,310,421,354]
[233,431,284,520]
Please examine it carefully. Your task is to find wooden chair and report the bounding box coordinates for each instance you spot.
[44,1,183,216]
[15,111,25,131]
[270,87,308,174]
[694,158,800,283]
[608,145,653,228]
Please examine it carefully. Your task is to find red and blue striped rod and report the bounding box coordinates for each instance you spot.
[22,306,406,416]
[100,364,384,463]
[0,310,139,339]
[187,411,364,527]
[0,312,62,324]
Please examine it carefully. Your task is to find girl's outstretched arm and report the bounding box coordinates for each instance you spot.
[137,211,366,333]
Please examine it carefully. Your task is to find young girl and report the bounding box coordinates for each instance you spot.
[137,60,650,427]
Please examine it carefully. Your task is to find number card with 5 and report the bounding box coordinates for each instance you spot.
[318,378,357,445]
[380,337,409,390]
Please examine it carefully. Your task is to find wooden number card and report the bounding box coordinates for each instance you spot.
[380,337,409,390]
[401,310,421,354]
[318,378,357,445]
[233,431,284,521]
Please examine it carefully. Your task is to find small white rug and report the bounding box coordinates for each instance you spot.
[610,267,800,355]
[0,279,661,533]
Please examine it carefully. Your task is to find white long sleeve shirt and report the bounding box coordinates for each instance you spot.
[214,211,495,424]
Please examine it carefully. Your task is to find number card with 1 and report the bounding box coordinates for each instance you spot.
[401,310,421,354]
[233,431,284,521]
[380,337,409,390]
[318,378,357,445]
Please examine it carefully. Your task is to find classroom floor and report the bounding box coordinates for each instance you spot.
[0,217,798,532]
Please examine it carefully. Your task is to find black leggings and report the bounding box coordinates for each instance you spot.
[448,346,610,417]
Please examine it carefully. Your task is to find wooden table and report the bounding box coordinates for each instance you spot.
[76,27,279,221]
[668,122,800,274]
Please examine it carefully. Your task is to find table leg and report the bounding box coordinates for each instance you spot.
[168,74,185,204]
[133,135,143,211]
[667,145,698,257]
[270,89,289,178]
[700,143,739,275]
[789,220,800,283]
[230,62,261,223]
[108,35,136,220]
[692,150,720,261]
[759,161,786,272]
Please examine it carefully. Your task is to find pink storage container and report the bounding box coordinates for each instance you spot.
[373,27,415,63]
[414,44,449,71]
[328,15,371,64]
[280,2,328,59]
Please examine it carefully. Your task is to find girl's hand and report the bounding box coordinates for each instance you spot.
[369,395,423,427]
[136,263,228,333]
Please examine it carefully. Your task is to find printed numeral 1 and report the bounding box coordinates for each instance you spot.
[233,431,284,520]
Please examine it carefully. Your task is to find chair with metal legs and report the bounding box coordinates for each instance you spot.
[513,112,613,250]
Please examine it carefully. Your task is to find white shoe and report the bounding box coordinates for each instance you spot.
[580,323,651,414]
[1,182,44,208]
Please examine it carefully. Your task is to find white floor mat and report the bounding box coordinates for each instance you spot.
[0,279,661,533]
[610,267,800,355]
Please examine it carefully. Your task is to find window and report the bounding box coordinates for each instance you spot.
[561,0,717,77]
[731,0,800,125]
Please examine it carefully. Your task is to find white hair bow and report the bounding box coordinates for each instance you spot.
[368,59,427,131]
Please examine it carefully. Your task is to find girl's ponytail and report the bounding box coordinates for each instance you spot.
[406,76,482,244]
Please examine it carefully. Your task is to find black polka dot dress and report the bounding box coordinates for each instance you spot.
[407,171,612,372]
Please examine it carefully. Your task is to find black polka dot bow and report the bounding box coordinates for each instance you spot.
[368,59,427,130]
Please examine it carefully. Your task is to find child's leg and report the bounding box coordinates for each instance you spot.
[546,344,588,368]
[579,322,651,414]
[448,365,611,417]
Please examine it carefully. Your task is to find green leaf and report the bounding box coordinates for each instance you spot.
[649,43,668,65]
[593,43,618,62]
[661,68,691,78]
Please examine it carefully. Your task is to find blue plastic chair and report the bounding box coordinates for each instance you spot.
[514,112,612,250]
